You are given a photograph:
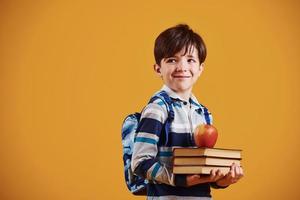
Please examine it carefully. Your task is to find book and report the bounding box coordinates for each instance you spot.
[173,157,241,166]
[173,165,231,174]
[173,147,242,159]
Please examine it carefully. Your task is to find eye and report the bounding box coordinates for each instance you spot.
[166,58,177,63]
[187,58,196,63]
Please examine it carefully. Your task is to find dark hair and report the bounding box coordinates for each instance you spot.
[154,24,207,65]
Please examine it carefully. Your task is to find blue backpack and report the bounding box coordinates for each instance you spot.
[121,91,174,195]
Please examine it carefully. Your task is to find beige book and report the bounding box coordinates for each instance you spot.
[173,157,240,166]
[173,165,231,174]
[173,147,242,159]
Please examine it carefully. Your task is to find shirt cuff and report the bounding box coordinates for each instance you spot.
[210,182,228,189]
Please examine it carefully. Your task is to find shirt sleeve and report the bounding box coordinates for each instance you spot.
[131,99,181,186]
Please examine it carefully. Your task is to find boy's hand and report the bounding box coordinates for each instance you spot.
[215,163,244,187]
[186,169,224,187]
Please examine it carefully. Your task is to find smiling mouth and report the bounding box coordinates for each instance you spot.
[172,75,191,78]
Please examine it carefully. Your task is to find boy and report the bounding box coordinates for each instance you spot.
[131,24,243,199]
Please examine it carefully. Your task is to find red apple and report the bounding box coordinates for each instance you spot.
[194,124,218,148]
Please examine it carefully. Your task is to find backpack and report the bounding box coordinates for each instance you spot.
[121,91,174,195]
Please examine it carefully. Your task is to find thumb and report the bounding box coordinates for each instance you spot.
[189,174,200,181]
[193,174,201,179]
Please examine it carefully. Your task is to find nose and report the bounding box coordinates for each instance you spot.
[176,60,188,72]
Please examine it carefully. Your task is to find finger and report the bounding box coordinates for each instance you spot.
[193,174,201,180]
[231,162,235,168]
[212,169,220,181]
[230,166,235,179]
[210,169,216,180]
[211,169,216,177]
[227,163,234,176]
[216,169,224,179]
[231,165,241,183]
[236,166,244,179]
[215,169,223,179]
[210,169,219,181]
[240,166,244,176]
[234,164,240,176]
[187,174,201,186]
[189,174,199,182]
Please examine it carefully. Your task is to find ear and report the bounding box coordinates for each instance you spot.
[199,63,204,73]
[196,63,204,78]
[154,64,162,76]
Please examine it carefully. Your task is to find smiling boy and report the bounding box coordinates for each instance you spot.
[131,24,243,199]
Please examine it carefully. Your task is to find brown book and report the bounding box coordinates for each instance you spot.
[173,165,231,174]
[173,147,242,159]
[173,157,241,166]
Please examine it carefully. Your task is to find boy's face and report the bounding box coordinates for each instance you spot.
[154,46,203,95]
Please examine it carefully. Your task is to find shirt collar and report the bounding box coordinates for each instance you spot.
[160,85,201,109]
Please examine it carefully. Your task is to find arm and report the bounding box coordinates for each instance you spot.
[131,100,182,186]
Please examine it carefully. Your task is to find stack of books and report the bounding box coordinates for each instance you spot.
[172,147,242,174]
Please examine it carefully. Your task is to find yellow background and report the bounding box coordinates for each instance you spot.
[1,0,299,199]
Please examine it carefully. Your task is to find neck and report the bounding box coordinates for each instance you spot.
[176,89,192,101]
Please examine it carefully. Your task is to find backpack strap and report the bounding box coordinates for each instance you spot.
[202,106,211,125]
[148,90,174,145]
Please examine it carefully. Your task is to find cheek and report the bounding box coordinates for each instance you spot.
[191,68,201,76]
[161,70,172,79]
[164,69,174,76]
[194,71,202,81]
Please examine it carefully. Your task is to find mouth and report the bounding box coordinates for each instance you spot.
[172,75,191,78]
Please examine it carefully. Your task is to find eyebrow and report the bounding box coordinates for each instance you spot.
[178,54,197,59]
[185,55,196,58]
[166,54,196,58]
